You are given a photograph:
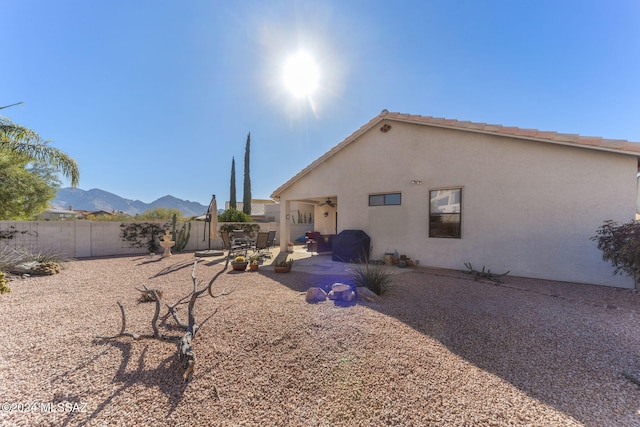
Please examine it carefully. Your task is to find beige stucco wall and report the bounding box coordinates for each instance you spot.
[0,221,280,258]
[278,120,638,288]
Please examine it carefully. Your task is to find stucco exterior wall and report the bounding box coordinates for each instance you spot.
[279,120,637,288]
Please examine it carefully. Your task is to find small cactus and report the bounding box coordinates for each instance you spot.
[0,271,11,294]
[175,222,191,252]
[171,214,191,252]
[171,214,178,242]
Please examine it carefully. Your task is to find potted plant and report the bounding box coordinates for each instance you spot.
[231,255,248,272]
[273,257,294,273]
[248,254,260,271]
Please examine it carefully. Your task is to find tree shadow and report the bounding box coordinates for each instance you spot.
[202,257,229,267]
[148,258,196,278]
[66,339,190,426]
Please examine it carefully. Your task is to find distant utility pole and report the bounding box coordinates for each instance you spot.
[229,157,237,209]
[243,132,251,215]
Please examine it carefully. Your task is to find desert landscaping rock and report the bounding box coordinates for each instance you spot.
[327,282,354,302]
[1,252,639,426]
[9,261,39,275]
[305,287,327,303]
[355,286,381,303]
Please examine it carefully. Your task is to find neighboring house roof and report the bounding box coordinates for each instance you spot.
[224,199,277,216]
[44,208,78,216]
[271,110,640,198]
[88,210,117,216]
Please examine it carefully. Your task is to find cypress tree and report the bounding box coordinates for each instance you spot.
[243,132,252,215]
[229,157,237,209]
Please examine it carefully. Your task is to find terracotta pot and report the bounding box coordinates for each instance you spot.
[249,263,259,271]
[273,266,291,273]
[231,262,248,271]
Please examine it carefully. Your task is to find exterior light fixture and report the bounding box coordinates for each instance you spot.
[411,180,422,185]
[323,212,329,217]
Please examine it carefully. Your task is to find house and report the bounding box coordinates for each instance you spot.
[271,110,640,288]
[224,199,278,222]
[38,206,80,221]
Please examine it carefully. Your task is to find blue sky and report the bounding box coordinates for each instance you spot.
[2,0,640,206]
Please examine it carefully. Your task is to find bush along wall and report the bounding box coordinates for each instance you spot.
[120,222,168,253]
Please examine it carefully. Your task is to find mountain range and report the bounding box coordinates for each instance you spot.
[52,188,210,217]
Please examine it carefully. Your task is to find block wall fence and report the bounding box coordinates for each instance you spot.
[0,221,319,259]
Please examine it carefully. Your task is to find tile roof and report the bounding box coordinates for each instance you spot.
[271,110,640,198]
[381,111,640,153]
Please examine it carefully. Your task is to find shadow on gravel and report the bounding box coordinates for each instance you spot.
[76,340,190,425]
[149,258,196,278]
[266,267,640,425]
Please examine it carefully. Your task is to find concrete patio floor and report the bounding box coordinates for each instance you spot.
[263,244,415,276]
[196,243,414,276]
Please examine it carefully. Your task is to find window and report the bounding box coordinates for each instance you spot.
[369,193,401,206]
[429,188,461,238]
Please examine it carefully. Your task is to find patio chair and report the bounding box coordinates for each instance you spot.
[252,231,271,258]
[231,229,251,252]
[305,231,320,252]
[266,230,276,252]
[220,231,246,257]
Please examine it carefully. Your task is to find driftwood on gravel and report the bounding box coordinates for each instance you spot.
[97,255,234,382]
[463,262,510,284]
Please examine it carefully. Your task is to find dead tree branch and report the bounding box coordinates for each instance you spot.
[96,293,174,342]
[463,262,510,284]
[208,256,233,298]
[97,254,232,382]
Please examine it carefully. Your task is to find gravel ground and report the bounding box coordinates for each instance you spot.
[1,253,639,426]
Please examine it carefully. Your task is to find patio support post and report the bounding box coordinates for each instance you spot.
[279,198,291,252]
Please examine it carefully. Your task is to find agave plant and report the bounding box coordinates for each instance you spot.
[275,257,294,268]
[350,263,393,295]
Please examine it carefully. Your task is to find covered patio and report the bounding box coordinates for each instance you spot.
[275,195,338,254]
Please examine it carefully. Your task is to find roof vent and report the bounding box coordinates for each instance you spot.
[380,123,392,133]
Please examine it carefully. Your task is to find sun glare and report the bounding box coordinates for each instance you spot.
[283,51,320,99]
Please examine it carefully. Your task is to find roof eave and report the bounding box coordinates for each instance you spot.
[412,120,640,158]
[270,111,640,198]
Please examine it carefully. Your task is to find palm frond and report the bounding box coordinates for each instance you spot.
[0,116,79,186]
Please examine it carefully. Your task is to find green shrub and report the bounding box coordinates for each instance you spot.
[218,208,251,223]
[219,223,261,238]
[591,220,640,286]
[350,263,393,295]
[85,213,131,221]
[135,207,184,221]
[120,222,167,253]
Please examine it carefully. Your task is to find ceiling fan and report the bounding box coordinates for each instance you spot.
[318,198,336,208]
